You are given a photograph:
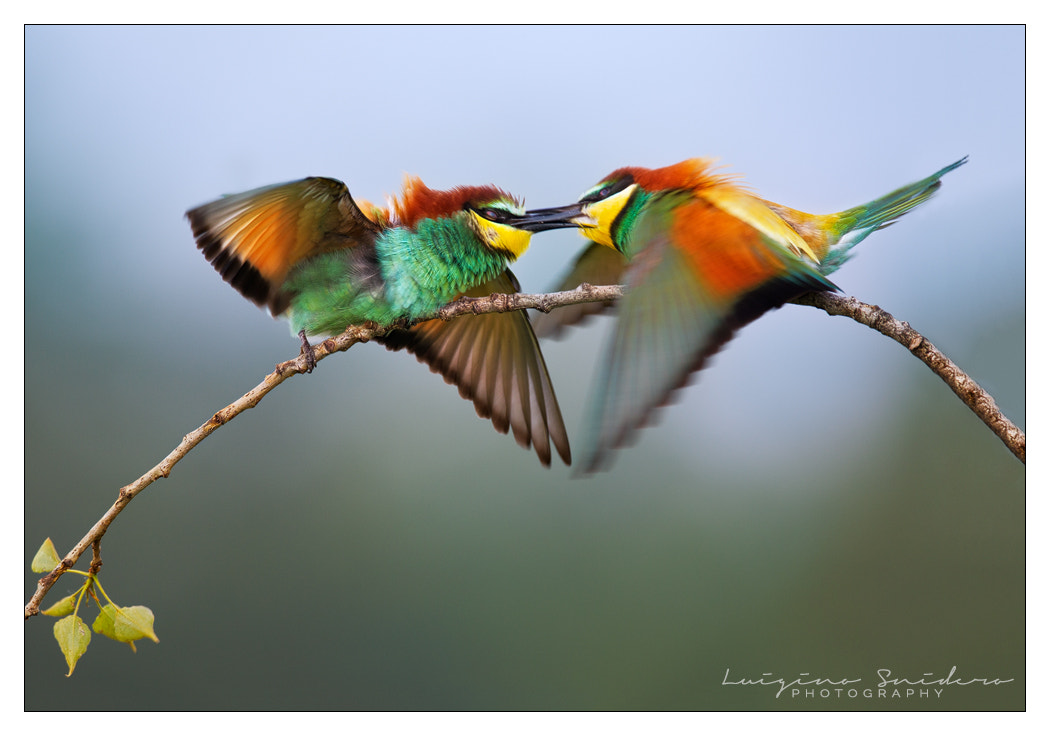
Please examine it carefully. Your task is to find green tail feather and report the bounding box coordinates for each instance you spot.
[822,156,967,273]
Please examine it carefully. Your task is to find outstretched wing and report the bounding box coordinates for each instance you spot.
[379,270,571,468]
[580,190,837,473]
[531,241,630,339]
[187,177,382,315]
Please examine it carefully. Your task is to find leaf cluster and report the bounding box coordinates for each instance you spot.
[32,538,158,676]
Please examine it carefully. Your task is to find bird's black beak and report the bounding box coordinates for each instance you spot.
[514,203,588,232]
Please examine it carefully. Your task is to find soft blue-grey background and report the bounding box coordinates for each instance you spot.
[25,26,1024,710]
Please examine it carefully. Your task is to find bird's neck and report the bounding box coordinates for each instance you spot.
[614,188,655,257]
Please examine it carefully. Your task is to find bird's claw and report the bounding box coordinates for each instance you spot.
[298,330,317,373]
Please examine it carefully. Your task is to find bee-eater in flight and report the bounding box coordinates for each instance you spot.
[187,175,580,466]
[530,156,967,472]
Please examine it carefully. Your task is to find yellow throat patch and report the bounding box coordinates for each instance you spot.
[470,212,533,260]
[578,184,637,249]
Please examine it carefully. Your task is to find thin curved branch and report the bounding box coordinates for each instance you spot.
[23,285,623,619]
[792,291,1025,463]
[24,284,1022,620]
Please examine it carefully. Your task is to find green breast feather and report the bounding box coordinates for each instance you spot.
[282,215,507,337]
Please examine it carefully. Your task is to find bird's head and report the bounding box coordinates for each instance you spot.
[392,177,580,261]
[571,171,643,250]
[522,171,640,253]
[537,159,729,252]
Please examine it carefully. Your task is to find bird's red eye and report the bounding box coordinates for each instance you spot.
[477,207,509,222]
[581,181,626,204]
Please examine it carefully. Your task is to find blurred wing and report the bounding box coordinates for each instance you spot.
[580,192,837,473]
[378,271,571,467]
[531,241,630,339]
[187,177,381,314]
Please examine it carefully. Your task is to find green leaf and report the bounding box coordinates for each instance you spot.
[113,605,159,644]
[92,604,119,640]
[31,538,62,573]
[94,603,159,644]
[53,615,90,676]
[42,593,78,617]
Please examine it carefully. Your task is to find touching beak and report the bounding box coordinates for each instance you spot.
[516,203,592,232]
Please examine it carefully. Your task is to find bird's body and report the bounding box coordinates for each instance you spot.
[533,157,967,471]
[188,175,576,466]
[280,209,512,333]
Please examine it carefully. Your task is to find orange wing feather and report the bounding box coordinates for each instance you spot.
[187,177,380,313]
[670,198,788,302]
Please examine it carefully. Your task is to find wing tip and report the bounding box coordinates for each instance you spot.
[378,319,572,469]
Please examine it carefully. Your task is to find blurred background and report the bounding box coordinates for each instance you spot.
[25,26,1023,710]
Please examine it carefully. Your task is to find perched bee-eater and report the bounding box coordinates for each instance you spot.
[531,157,967,472]
[187,175,580,466]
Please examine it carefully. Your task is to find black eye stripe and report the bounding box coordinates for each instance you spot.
[580,176,633,203]
[472,206,513,223]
